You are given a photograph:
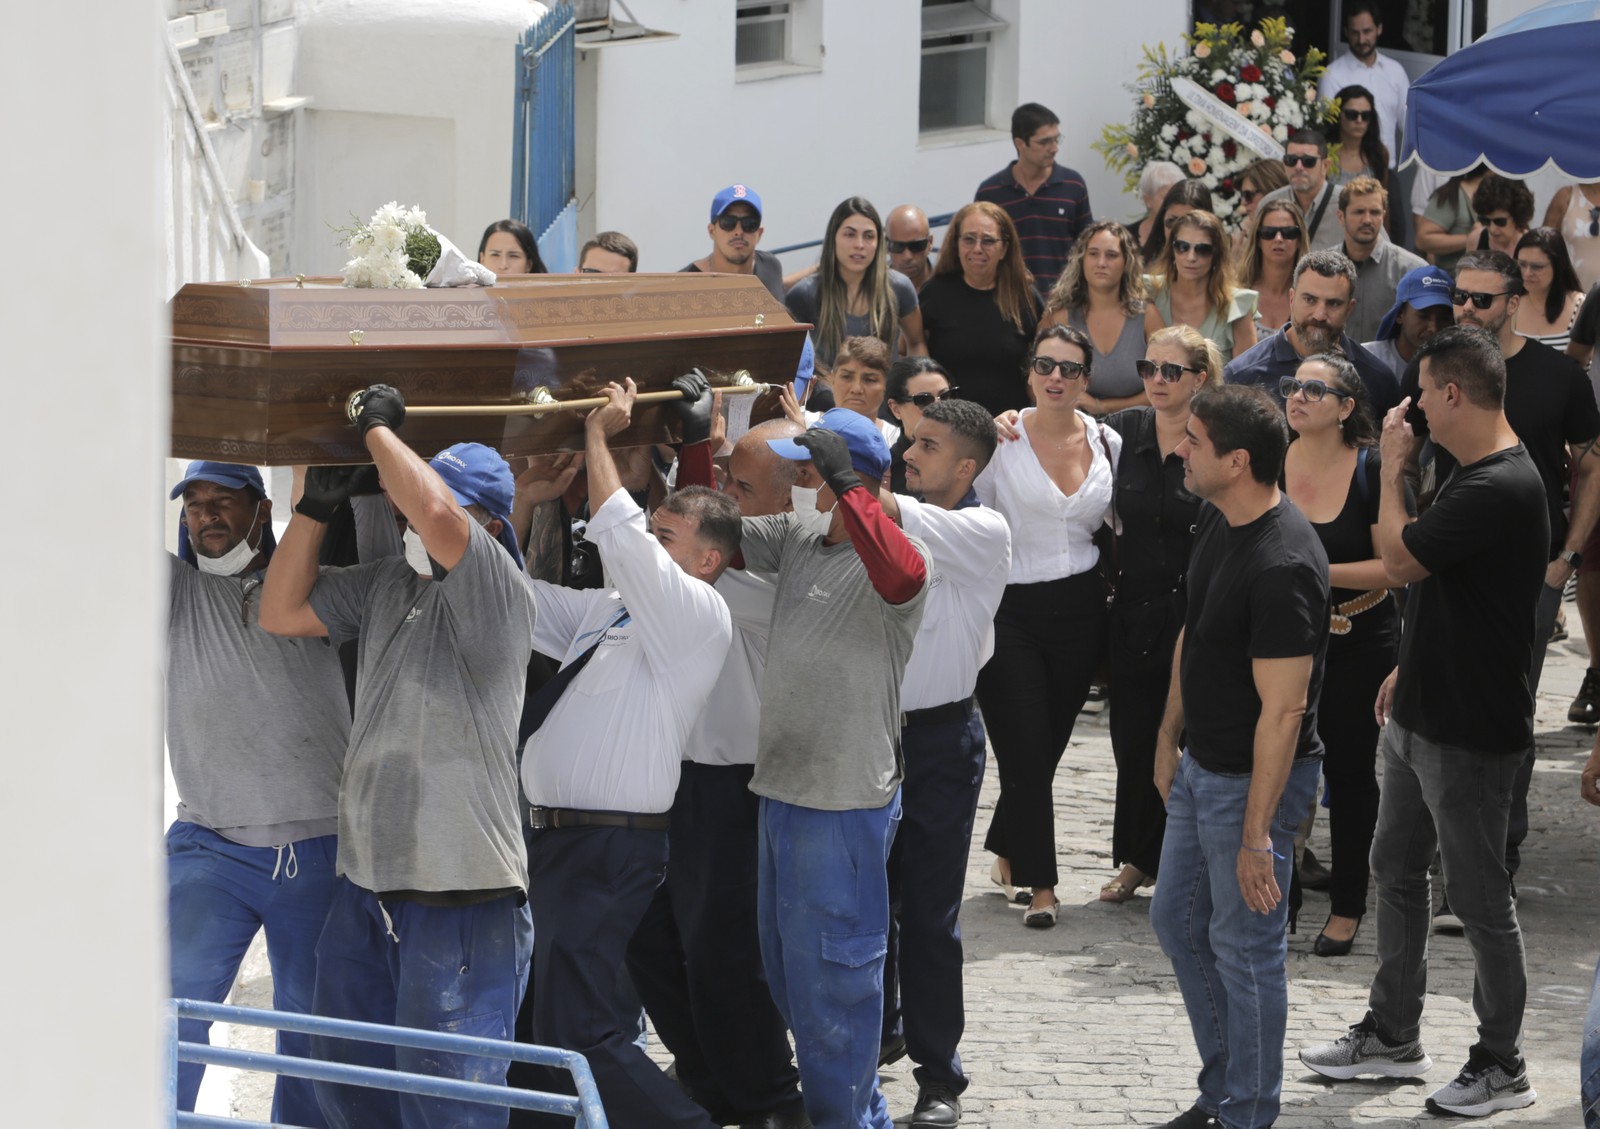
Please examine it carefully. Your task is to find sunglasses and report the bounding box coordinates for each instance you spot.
[1342,108,1375,123]
[959,234,1004,249]
[1475,213,1512,228]
[1284,153,1322,168]
[1029,356,1089,379]
[715,214,761,234]
[1278,376,1352,403]
[886,238,931,254]
[1589,206,1600,239]
[1172,238,1216,258]
[1136,359,1204,383]
[1451,287,1512,309]
[1259,225,1302,242]
[899,387,960,407]
[1239,187,1261,205]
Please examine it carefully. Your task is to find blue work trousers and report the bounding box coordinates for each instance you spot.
[1150,755,1319,1129]
[310,879,533,1129]
[758,793,900,1129]
[166,820,337,1126]
[882,706,985,1093]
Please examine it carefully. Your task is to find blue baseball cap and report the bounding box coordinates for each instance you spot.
[767,408,891,481]
[170,460,265,500]
[429,443,524,569]
[1375,265,1454,340]
[710,184,763,222]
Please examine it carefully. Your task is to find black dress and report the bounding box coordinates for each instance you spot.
[1103,407,1200,877]
[919,274,1040,417]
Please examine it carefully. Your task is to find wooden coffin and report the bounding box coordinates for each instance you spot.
[170,272,806,465]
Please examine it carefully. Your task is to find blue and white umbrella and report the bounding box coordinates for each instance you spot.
[1401,0,1600,178]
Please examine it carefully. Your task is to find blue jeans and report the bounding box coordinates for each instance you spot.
[166,820,338,1126]
[1585,953,1600,1128]
[311,879,534,1129]
[759,794,900,1129]
[1151,755,1320,1129]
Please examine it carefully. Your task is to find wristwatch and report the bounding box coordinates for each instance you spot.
[1560,549,1584,570]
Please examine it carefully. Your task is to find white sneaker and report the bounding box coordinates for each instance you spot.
[1299,1015,1432,1080]
[1424,1046,1536,1117]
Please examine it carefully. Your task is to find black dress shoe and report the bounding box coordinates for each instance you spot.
[1157,1104,1219,1128]
[897,1083,960,1127]
[1312,918,1361,957]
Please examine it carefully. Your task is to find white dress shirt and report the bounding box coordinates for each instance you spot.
[974,409,1119,584]
[683,567,776,767]
[895,494,1012,711]
[520,487,733,813]
[1319,50,1410,168]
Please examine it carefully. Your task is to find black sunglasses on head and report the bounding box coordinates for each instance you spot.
[898,387,959,407]
[715,214,761,233]
[1136,360,1204,383]
[1284,153,1321,168]
[1259,225,1302,242]
[1451,287,1513,309]
[1029,356,1088,379]
[1172,238,1216,258]
[886,238,931,254]
[1342,108,1375,122]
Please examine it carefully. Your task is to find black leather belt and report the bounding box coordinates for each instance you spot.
[903,696,975,728]
[527,806,670,832]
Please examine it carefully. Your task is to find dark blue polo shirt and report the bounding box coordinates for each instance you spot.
[1223,327,1401,418]
[974,161,1093,294]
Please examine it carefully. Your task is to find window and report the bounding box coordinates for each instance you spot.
[919,0,1007,133]
[736,0,791,67]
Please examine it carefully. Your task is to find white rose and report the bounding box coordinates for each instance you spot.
[1202,173,1219,189]
[1161,123,1179,141]
[1273,124,1289,141]
[1185,110,1204,129]
[1211,69,1227,84]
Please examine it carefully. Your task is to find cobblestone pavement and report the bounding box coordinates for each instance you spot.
[214,623,1600,1128]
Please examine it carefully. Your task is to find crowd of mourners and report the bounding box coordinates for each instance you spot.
[166,8,1600,1128]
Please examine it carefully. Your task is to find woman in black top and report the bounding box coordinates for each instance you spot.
[1281,353,1405,956]
[919,201,1041,416]
[1099,325,1216,902]
[884,357,955,494]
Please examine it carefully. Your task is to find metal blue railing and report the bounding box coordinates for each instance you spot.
[166,999,608,1128]
[768,210,960,258]
[511,1,577,244]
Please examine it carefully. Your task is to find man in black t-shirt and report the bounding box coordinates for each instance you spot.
[1149,385,1329,1129]
[1400,252,1600,888]
[1301,326,1543,1118]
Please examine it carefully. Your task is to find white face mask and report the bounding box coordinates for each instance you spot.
[790,485,836,538]
[195,503,263,576]
[403,527,434,576]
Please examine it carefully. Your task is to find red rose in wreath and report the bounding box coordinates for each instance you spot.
[1240,64,1263,83]
[1215,82,1237,105]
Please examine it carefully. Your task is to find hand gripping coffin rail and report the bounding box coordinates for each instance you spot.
[165,998,608,1128]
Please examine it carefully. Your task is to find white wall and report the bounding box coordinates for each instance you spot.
[295,0,545,275]
[582,0,1190,273]
[1,9,166,1128]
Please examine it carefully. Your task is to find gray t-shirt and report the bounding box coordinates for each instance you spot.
[308,521,536,894]
[739,515,929,810]
[167,556,350,847]
[784,269,920,368]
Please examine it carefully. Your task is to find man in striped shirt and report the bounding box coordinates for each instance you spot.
[974,103,1093,294]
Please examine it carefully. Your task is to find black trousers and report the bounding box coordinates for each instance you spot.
[508,825,715,1129]
[882,705,987,1093]
[977,574,1108,890]
[1107,591,1185,878]
[625,763,801,1124]
[1318,632,1395,920]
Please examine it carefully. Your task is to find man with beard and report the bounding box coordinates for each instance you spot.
[886,205,937,291]
[1362,265,1454,381]
[1256,133,1343,253]
[1339,178,1425,344]
[1225,249,1401,414]
[681,185,786,302]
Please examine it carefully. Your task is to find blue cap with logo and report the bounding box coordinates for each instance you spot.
[429,442,524,569]
[767,407,891,481]
[170,460,266,500]
[710,184,763,222]
[1375,265,1454,341]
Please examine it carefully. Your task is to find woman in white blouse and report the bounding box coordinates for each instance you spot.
[975,324,1119,927]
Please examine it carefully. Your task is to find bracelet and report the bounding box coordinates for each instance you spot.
[1243,846,1287,860]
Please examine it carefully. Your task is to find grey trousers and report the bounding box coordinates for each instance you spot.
[1368,719,1528,1060]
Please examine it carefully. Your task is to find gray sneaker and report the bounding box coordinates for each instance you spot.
[1424,1046,1536,1117]
[1299,1015,1433,1080]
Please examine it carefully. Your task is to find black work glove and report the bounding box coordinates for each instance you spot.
[295,465,372,522]
[669,371,713,446]
[352,384,406,435]
[795,428,861,498]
